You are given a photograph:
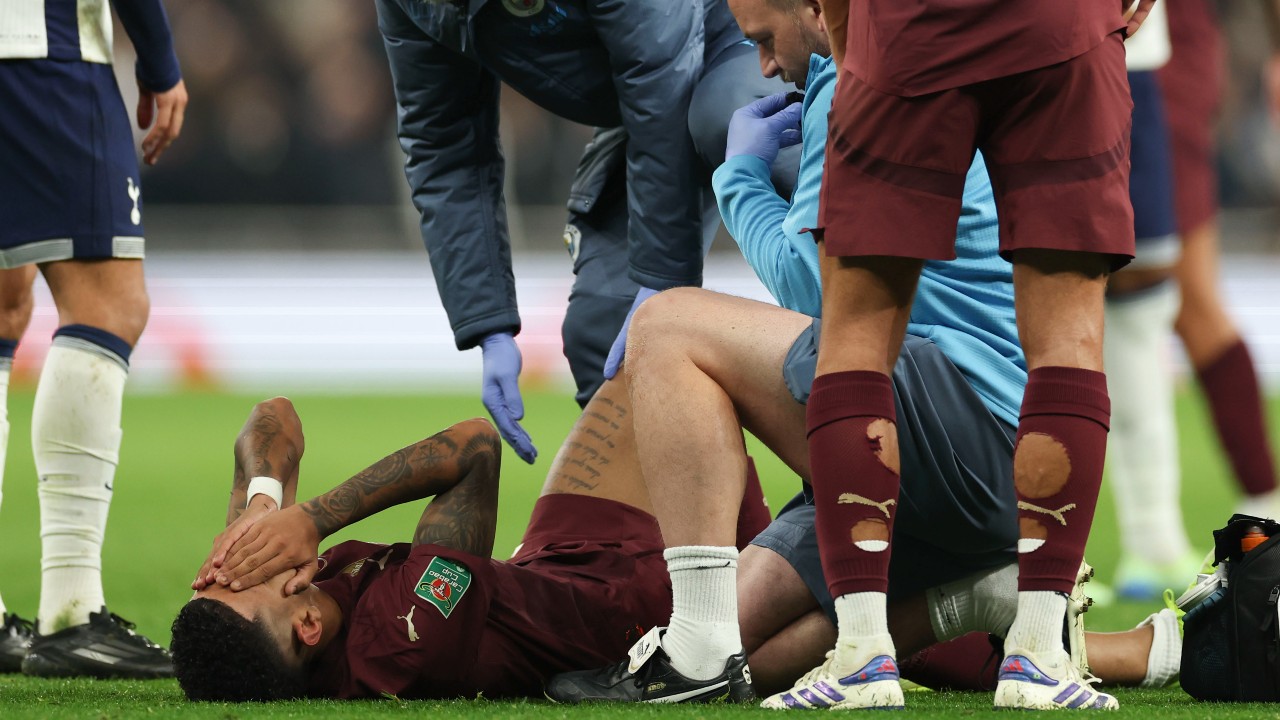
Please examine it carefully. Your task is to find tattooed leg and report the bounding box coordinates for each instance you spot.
[541,375,653,512]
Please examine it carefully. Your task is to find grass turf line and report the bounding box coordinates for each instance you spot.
[0,388,1272,716]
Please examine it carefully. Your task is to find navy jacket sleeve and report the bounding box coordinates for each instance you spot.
[377,0,519,351]
[589,0,705,290]
[111,0,181,92]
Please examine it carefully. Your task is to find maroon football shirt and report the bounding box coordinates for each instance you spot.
[846,0,1125,97]
[305,539,670,699]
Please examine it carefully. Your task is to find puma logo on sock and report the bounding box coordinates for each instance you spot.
[837,493,896,518]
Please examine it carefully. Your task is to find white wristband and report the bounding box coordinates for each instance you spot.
[246,476,284,509]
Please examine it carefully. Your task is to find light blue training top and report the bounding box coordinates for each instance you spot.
[711,54,1026,426]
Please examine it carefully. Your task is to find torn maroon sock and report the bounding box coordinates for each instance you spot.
[807,371,899,597]
[1015,367,1110,594]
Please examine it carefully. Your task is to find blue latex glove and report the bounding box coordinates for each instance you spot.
[603,287,660,380]
[725,92,804,166]
[480,333,537,464]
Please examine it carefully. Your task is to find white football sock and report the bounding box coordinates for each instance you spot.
[661,546,741,681]
[1104,284,1191,564]
[0,358,9,617]
[1005,591,1068,657]
[927,563,1019,641]
[35,340,127,631]
[1138,608,1181,687]
[829,592,894,672]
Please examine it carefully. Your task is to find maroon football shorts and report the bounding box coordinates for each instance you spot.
[510,494,671,643]
[819,32,1135,269]
[1158,0,1224,234]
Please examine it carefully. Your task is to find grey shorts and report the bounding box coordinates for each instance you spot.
[756,322,1019,621]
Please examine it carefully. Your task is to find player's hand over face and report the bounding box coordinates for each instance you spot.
[192,495,276,591]
[136,79,188,166]
[216,504,322,595]
[725,92,803,166]
[480,333,538,464]
[602,286,658,380]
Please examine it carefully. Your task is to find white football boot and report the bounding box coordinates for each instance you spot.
[760,636,904,710]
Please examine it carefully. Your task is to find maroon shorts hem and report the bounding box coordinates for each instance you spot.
[513,494,662,563]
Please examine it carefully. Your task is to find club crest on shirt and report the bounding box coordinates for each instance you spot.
[414,557,472,618]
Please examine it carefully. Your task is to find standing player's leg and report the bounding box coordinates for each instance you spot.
[28,259,147,632]
[1104,69,1196,600]
[980,30,1134,710]
[1157,0,1278,516]
[13,58,168,678]
[1173,225,1279,516]
[0,265,37,670]
[774,53,973,710]
[799,251,919,708]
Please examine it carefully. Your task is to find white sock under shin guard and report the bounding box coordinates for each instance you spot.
[35,339,128,631]
[661,546,741,681]
[1104,284,1191,564]
[927,563,1020,641]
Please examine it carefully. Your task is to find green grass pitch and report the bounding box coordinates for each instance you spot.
[0,386,1275,718]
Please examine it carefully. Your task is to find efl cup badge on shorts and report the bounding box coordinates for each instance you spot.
[502,0,544,16]
[415,557,473,618]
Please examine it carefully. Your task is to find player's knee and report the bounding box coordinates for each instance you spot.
[629,287,703,348]
[0,285,35,339]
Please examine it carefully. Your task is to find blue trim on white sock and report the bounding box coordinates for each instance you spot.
[52,325,132,370]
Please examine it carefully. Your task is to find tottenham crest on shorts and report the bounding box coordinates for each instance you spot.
[414,557,472,618]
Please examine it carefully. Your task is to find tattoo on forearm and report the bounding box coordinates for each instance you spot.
[413,433,501,555]
[248,412,283,477]
[298,424,499,551]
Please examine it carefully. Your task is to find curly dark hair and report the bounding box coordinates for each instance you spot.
[171,598,307,702]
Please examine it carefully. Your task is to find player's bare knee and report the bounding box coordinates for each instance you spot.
[0,288,34,339]
[628,287,708,357]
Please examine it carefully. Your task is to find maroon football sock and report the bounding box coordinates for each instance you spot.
[1196,339,1278,497]
[807,371,899,597]
[900,633,1002,691]
[1015,367,1110,594]
[736,457,772,550]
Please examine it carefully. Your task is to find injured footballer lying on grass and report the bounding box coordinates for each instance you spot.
[171,376,1180,702]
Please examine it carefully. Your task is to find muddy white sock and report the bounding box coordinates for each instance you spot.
[1005,591,1068,657]
[661,546,740,681]
[35,335,129,631]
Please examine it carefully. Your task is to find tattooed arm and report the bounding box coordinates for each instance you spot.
[213,418,502,593]
[227,396,305,524]
[194,398,306,590]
